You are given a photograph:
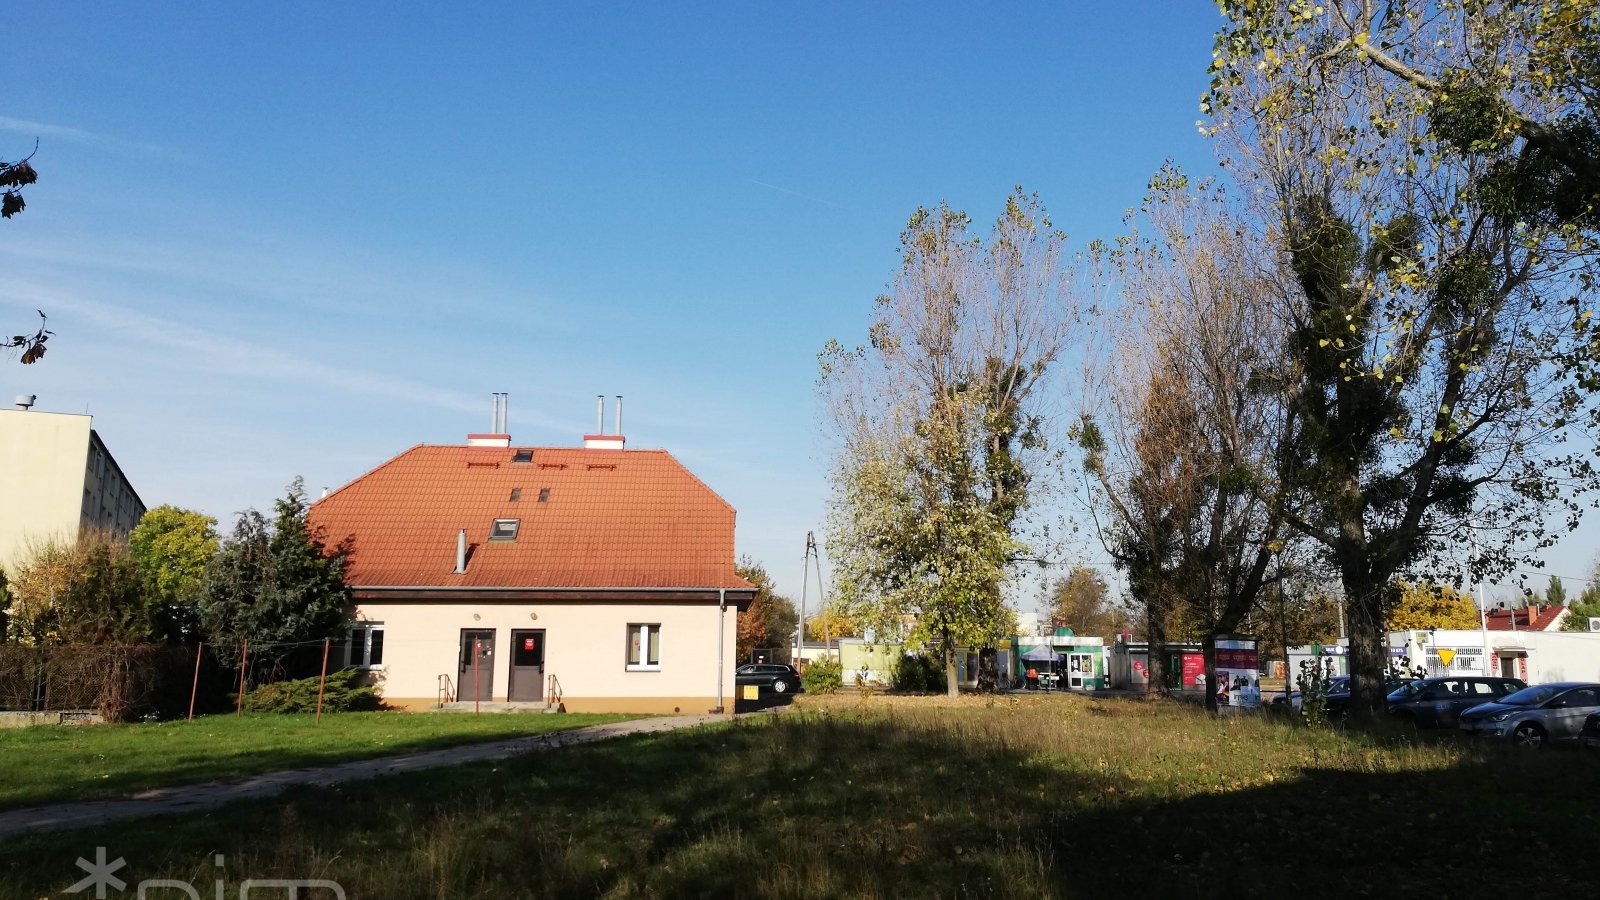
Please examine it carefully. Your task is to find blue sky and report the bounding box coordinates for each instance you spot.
[4,3,1587,612]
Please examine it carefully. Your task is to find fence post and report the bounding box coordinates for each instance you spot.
[188,642,204,722]
[473,639,481,716]
[315,638,331,724]
[236,639,249,717]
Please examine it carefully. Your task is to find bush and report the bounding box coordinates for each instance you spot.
[241,668,384,714]
[891,652,945,692]
[801,659,843,694]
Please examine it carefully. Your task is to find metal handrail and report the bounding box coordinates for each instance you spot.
[546,673,563,710]
[437,673,455,707]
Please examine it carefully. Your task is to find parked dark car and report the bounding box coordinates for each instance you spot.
[1581,711,1600,751]
[1459,683,1600,747]
[1276,676,1407,713]
[1323,676,1410,718]
[735,663,802,695]
[1386,676,1525,728]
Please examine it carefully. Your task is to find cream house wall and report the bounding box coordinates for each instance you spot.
[0,409,94,569]
[352,599,739,714]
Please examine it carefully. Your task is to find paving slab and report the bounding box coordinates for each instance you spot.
[0,714,722,839]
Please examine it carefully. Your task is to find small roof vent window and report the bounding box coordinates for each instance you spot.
[512,449,533,464]
[538,488,550,502]
[509,488,522,502]
[489,518,520,541]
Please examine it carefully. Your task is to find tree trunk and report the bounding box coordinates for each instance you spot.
[1145,612,1171,698]
[1202,633,1219,715]
[944,646,960,698]
[1343,571,1388,724]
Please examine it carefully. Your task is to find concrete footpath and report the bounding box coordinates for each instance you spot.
[0,714,722,839]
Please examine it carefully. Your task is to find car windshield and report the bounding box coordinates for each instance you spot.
[1390,681,1429,700]
[1497,685,1561,706]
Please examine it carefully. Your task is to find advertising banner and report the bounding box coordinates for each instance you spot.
[1215,638,1261,707]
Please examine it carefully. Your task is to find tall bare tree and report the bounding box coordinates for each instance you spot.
[822,189,1075,697]
[1076,171,1299,709]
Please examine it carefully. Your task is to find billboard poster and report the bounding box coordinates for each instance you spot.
[1181,653,1205,688]
[1215,638,1261,707]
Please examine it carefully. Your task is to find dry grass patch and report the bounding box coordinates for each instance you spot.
[2,699,1594,898]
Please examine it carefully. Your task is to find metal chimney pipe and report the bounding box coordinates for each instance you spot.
[615,395,623,435]
[501,394,509,434]
[455,528,467,574]
[596,395,605,434]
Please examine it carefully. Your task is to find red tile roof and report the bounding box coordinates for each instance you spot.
[1484,605,1567,631]
[308,444,753,591]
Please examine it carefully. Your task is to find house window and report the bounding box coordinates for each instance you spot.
[509,488,522,502]
[538,488,550,502]
[626,623,661,671]
[512,449,534,464]
[489,518,520,541]
[345,623,385,669]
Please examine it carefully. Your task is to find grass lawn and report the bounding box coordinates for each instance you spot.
[0,711,635,809]
[2,693,1596,897]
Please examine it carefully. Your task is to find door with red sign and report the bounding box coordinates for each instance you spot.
[508,629,545,702]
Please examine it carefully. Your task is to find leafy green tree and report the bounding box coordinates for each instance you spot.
[1546,576,1568,607]
[3,531,151,644]
[1209,1,1600,720]
[734,558,799,660]
[821,191,1074,696]
[199,479,351,669]
[1561,563,1600,630]
[128,505,220,644]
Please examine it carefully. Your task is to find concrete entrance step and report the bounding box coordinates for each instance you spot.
[434,701,562,714]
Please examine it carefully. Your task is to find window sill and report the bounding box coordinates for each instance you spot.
[626,665,662,673]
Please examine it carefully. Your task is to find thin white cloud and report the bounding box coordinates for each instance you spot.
[0,115,174,159]
[749,179,849,210]
[0,283,576,430]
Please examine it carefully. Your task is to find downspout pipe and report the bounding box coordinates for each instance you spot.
[715,589,727,714]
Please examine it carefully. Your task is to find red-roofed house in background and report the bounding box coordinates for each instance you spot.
[308,398,755,714]
[1484,603,1569,632]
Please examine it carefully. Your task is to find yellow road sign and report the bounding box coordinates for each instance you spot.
[1437,649,1456,666]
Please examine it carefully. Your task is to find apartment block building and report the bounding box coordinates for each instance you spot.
[0,398,145,568]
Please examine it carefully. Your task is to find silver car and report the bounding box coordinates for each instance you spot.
[1458,682,1600,747]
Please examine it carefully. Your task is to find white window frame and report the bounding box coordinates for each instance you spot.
[346,623,385,670]
[626,623,661,671]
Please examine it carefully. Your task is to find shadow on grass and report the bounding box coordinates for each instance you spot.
[1,707,1595,898]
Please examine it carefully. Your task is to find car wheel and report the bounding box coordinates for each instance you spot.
[1512,723,1545,749]
[772,679,789,694]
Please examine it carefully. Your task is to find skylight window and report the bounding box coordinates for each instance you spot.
[489,518,520,541]
[538,488,550,502]
[512,449,533,464]
[509,488,522,502]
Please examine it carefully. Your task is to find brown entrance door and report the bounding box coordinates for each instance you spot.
[508,629,545,702]
[458,629,496,702]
